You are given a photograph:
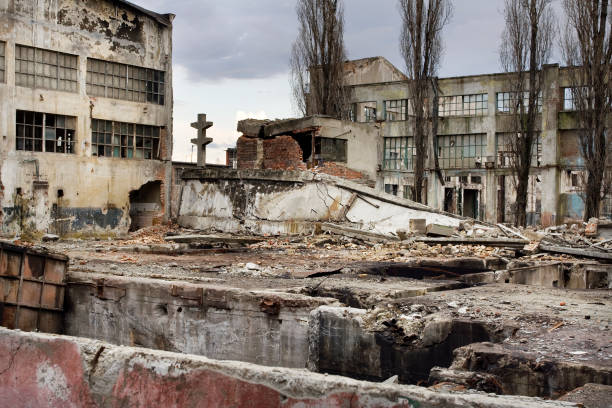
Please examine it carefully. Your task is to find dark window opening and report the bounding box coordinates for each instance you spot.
[315,138,347,163]
[92,119,160,160]
[385,184,398,196]
[16,110,76,153]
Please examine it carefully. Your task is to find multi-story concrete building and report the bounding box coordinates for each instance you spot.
[347,57,611,226]
[0,0,174,237]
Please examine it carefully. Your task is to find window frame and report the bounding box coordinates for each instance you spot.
[383,136,415,171]
[384,99,409,121]
[16,110,76,154]
[315,137,347,163]
[0,41,5,83]
[496,91,542,113]
[15,45,78,92]
[437,134,487,169]
[87,58,165,105]
[439,93,488,117]
[91,119,161,160]
[495,132,542,168]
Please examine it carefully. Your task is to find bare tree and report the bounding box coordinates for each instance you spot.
[290,0,348,119]
[399,0,452,204]
[561,0,611,220]
[499,0,555,227]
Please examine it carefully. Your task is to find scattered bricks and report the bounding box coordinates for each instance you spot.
[313,161,366,181]
[426,223,456,237]
[409,219,427,234]
[585,218,598,237]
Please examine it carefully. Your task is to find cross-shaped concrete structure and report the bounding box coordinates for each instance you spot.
[190,113,213,167]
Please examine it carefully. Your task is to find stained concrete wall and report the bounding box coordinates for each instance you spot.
[0,327,577,407]
[0,0,174,236]
[348,64,603,225]
[64,272,336,368]
[177,168,465,237]
[308,306,502,384]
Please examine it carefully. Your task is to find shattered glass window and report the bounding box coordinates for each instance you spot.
[91,119,161,160]
[16,110,75,154]
[384,99,409,121]
[439,93,488,116]
[496,132,542,168]
[437,134,486,169]
[15,45,77,92]
[0,41,5,83]
[315,137,347,162]
[87,58,165,105]
[496,91,542,113]
[383,137,415,171]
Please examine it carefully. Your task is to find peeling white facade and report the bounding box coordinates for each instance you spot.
[0,0,173,236]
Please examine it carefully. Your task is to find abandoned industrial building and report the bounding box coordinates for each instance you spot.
[235,57,612,226]
[0,1,611,408]
[0,0,174,237]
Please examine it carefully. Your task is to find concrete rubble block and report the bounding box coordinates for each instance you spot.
[426,223,457,237]
[449,342,612,398]
[505,262,565,287]
[409,219,427,234]
[557,383,612,408]
[0,327,574,408]
[428,367,504,394]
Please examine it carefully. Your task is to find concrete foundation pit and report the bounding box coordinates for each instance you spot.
[0,237,610,407]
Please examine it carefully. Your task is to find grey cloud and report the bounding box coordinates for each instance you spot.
[135,0,561,82]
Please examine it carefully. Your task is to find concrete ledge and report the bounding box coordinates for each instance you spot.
[0,327,577,407]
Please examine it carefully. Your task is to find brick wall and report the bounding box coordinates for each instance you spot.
[313,161,368,182]
[236,136,259,169]
[262,136,307,170]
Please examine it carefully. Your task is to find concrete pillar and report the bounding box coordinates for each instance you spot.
[190,113,213,167]
[540,65,560,226]
[484,82,498,223]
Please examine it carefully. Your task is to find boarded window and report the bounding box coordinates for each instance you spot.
[0,41,5,83]
[496,91,542,113]
[91,119,161,160]
[87,58,165,105]
[16,110,76,153]
[437,134,486,169]
[15,45,78,92]
[439,93,488,116]
[496,133,542,168]
[383,137,415,171]
[315,137,347,162]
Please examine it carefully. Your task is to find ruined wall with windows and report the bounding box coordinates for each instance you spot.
[0,0,174,236]
[346,62,601,225]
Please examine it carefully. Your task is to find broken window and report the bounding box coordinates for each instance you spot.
[439,93,488,116]
[15,45,77,92]
[383,137,415,171]
[384,99,410,121]
[91,119,160,160]
[384,184,399,196]
[496,133,542,168]
[563,87,576,111]
[350,101,377,122]
[496,91,542,113]
[0,41,5,83]
[87,59,165,105]
[437,134,486,169]
[315,138,347,162]
[16,110,75,153]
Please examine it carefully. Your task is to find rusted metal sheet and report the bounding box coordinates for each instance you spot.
[0,241,68,333]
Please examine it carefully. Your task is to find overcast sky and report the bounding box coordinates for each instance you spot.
[132,0,562,164]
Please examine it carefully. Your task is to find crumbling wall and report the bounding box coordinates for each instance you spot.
[65,273,336,368]
[263,136,307,170]
[178,168,464,237]
[0,0,173,236]
[0,327,562,408]
[236,136,259,169]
